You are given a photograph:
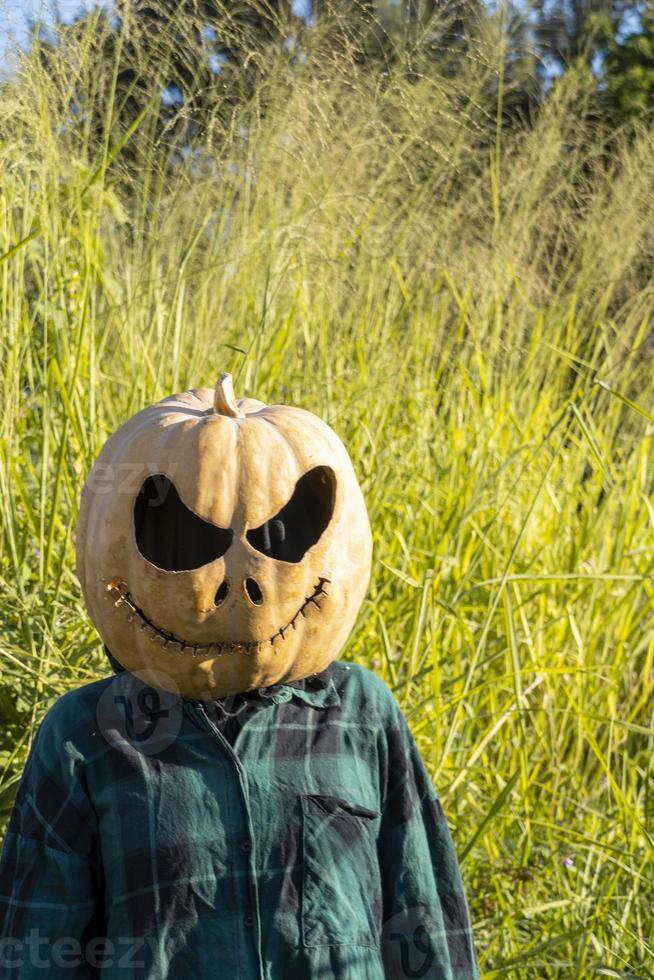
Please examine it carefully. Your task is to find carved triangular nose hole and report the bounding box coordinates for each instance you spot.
[215,580,230,607]
[244,578,263,605]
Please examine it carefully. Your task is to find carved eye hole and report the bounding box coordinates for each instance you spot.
[246,466,335,563]
[134,475,233,572]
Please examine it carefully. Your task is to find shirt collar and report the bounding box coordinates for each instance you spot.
[104,647,341,711]
[255,670,340,710]
[121,668,342,720]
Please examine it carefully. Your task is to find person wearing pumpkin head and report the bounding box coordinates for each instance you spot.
[0,375,480,980]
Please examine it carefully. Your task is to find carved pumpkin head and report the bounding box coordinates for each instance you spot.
[76,375,372,699]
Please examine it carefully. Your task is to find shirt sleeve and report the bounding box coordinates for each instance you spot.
[378,700,480,980]
[0,702,101,978]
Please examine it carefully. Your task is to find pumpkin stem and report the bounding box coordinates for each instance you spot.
[213,373,244,418]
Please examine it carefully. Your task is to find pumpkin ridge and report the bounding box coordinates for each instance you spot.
[103,576,331,658]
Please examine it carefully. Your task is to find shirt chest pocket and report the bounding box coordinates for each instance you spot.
[301,794,382,949]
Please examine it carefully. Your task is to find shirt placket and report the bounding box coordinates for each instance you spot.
[189,702,266,980]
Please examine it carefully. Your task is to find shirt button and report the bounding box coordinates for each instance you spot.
[244,912,255,928]
[240,838,252,853]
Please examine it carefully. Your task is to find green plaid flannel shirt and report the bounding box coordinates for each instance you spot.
[0,661,480,979]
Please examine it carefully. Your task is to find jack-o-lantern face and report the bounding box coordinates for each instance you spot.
[76,375,373,699]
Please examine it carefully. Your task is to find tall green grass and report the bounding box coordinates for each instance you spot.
[1,7,654,976]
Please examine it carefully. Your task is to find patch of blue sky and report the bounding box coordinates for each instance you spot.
[292,0,312,21]
[617,5,644,42]
[0,0,111,73]
[161,83,183,107]
[208,51,228,74]
[2,0,110,43]
[202,24,218,44]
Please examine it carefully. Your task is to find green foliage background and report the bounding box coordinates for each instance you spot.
[1,7,654,977]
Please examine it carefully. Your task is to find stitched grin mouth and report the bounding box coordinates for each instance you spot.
[104,576,331,658]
